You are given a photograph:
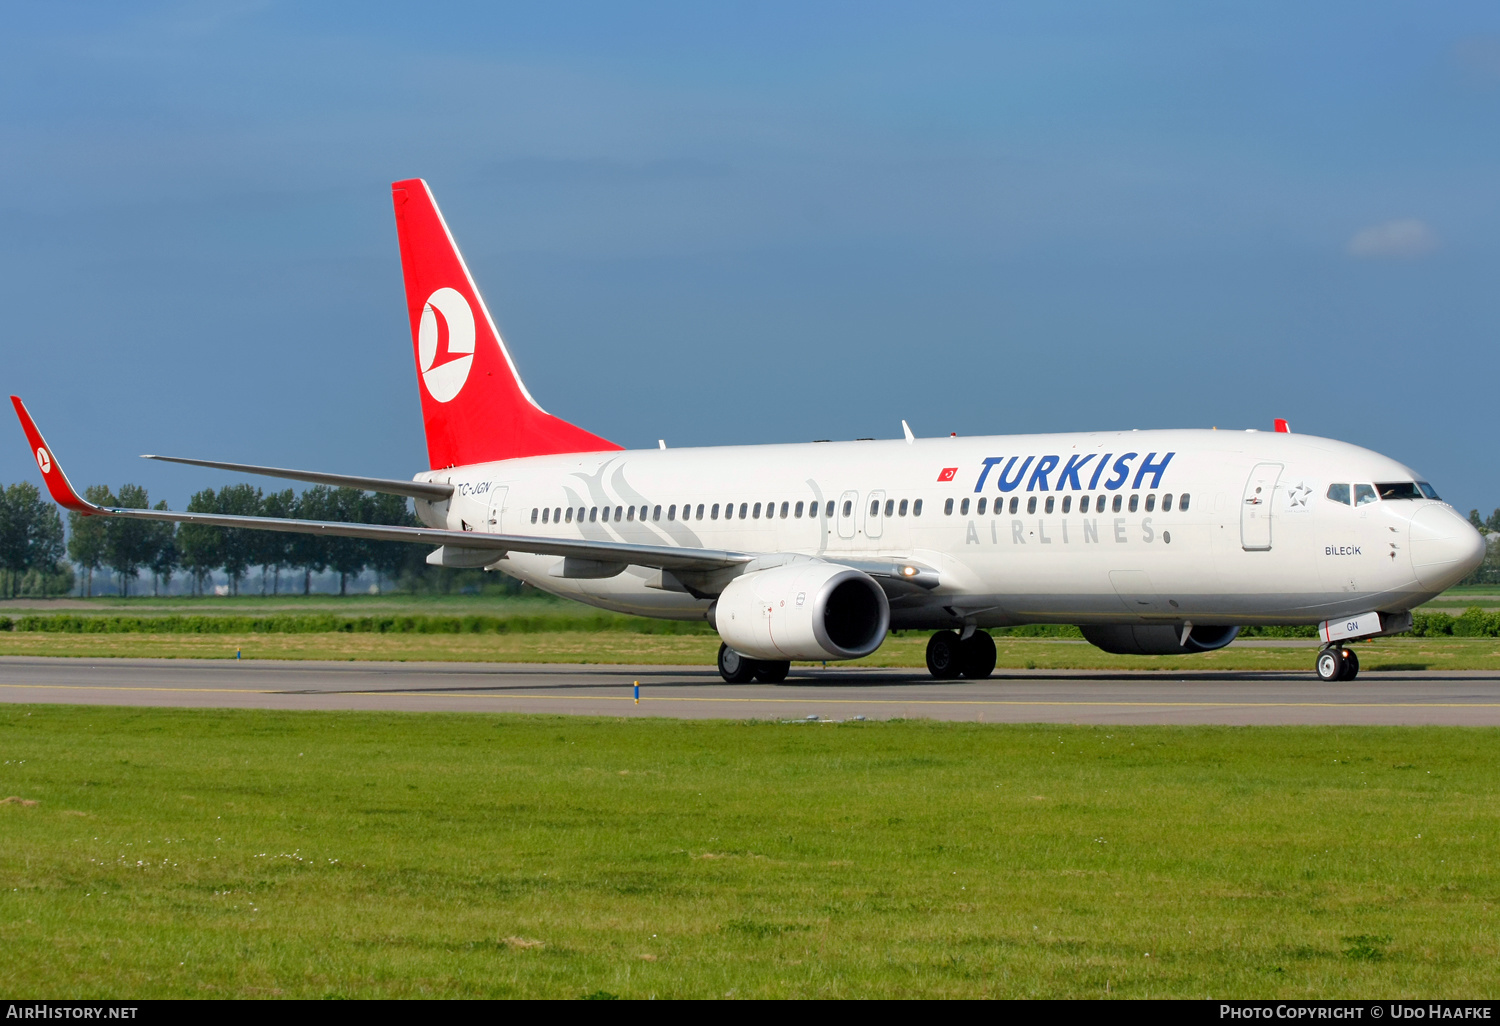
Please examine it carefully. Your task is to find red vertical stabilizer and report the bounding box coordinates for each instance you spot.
[391,179,621,469]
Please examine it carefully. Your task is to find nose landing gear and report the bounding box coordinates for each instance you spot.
[1315,644,1360,682]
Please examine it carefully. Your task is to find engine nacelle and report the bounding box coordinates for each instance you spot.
[1080,624,1240,656]
[712,563,890,661]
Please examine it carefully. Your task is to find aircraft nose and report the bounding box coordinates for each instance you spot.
[1410,504,1487,590]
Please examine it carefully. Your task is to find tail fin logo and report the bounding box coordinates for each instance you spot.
[417,286,476,403]
[35,447,51,475]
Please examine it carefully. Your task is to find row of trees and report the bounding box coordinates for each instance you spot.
[1464,509,1500,586]
[0,482,71,597]
[65,484,420,596]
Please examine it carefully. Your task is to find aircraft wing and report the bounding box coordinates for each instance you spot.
[140,455,453,502]
[11,397,750,575]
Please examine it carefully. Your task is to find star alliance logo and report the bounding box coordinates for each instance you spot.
[1287,481,1312,509]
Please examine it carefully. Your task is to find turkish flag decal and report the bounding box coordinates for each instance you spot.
[937,467,958,482]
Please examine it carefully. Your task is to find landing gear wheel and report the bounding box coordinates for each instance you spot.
[960,631,997,679]
[1342,648,1359,681]
[926,631,964,680]
[718,643,757,684]
[754,660,790,683]
[1315,646,1347,682]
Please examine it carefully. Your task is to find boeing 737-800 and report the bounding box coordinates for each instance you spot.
[12,179,1486,683]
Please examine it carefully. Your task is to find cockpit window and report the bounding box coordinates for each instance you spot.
[1417,481,1440,500]
[1354,484,1377,506]
[1377,482,1423,501]
[1326,483,1350,506]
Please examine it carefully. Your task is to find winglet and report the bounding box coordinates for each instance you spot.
[10,397,98,514]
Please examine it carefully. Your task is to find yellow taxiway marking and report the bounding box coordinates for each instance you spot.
[4,682,1497,710]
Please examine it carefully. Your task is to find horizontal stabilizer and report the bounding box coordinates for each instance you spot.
[141,454,453,502]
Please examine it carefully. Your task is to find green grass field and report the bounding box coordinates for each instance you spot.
[1,631,1499,671]
[2,706,1496,998]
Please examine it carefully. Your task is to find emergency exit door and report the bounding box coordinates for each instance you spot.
[1240,464,1281,551]
[836,491,859,539]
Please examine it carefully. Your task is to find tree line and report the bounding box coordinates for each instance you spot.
[66,484,421,597]
[0,480,424,597]
[1464,509,1500,586]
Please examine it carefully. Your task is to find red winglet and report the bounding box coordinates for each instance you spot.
[10,397,97,513]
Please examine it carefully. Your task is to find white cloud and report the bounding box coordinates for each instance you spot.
[1346,218,1438,259]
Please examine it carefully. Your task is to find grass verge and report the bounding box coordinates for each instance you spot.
[1,706,1496,998]
[1,632,1499,670]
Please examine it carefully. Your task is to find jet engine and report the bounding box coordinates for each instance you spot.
[1080,624,1240,655]
[711,563,890,661]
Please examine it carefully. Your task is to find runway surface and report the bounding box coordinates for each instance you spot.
[2,657,1500,724]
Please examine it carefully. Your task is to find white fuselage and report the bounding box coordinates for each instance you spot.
[412,428,1481,630]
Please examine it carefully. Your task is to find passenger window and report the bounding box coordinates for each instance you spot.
[531,508,538,523]
[740,503,749,518]
[1061,496,1071,514]
[712,503,720,520]
[653,505,662,521]
[753,502,762,519]
[960,498,970,515]
[1112,495,1123,513]
[1145,494,1155,512]
[697,504,705,520]
[1355,484,1377,506]
[842,500,851,517]
[794,501,803,518]
[601,507,610,523]
[870,499,879,516]
[884,499,894,517]
[1162,494,1173,512]
[555,508,562,523]
[590,507,598,522]
[898,499,908,517]
[667,504,677,521]
[944,498,954,515]
[1179,494,1191,512]
[826,501,835,517]
[565,508,574,523]
[976,498,986,515]
[1044,496,1055,514]
[780,501,789,519]
[617,506,624,521]
[1026,496,1037,514]
[626,506,634,521]
[1080,495,1090,513]
[913,499,922,516]
[1128,494,1138,513]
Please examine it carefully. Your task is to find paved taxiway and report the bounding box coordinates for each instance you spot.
[2,657,1499,724]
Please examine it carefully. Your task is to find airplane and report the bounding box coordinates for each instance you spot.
[11,179,1486,684]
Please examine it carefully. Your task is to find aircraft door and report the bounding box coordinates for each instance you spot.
[1240,464,1281,551]
[865,490,886,540]
[486,486,508,532]
[836,491,859,540]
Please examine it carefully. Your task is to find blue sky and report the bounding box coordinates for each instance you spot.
[3,3,1498,513]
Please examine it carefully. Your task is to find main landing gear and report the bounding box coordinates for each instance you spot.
[926,630,997,680]
[717,643,790,684]
[1315,644,1361,682]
